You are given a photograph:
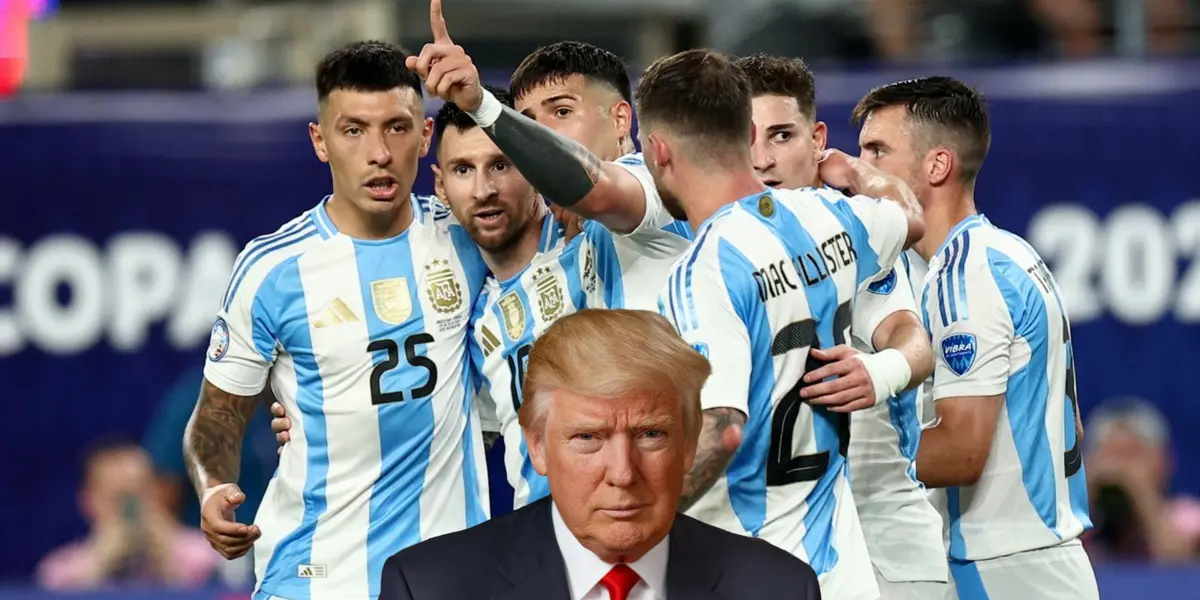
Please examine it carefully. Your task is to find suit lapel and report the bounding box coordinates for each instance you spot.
[666,514,727,600]
[490,498,571,600]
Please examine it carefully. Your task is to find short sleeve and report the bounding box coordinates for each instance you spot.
[611,153,693,240]
[927,254,1013,401]
[850,258,920,352]
[203,263,280,397]
[658,239,753,415]
[841,194,909,277]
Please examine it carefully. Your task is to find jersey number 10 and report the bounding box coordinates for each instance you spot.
[367,334,439,405]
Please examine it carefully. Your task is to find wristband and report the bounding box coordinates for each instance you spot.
[467,88,503,129]
[201,482,238,507]
[856,348,912,404]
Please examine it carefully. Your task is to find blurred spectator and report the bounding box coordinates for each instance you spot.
[35,439,219,590]
[142,366,278,586]
[1084,397,1200,563]
[865,0,1192,62]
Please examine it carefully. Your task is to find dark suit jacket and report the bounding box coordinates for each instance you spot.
[380,497,821,600]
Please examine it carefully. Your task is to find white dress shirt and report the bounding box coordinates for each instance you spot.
[551,503,670,600]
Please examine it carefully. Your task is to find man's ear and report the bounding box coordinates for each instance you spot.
[610,100,634,146]
[309,122,329,163]
[419,117,434,158]
[525,424,548,476]
[812,120,829,158]
[648,133,672,170]
[926,147,954,187]
[431,163,446,202]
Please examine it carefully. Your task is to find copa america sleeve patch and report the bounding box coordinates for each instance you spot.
[207,317,230,361]
[940,333,977,376]
[866,269,897,295]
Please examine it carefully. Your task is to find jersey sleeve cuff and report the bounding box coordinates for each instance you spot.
[203,364,268,398]
[932,380,1007,401]
[609,160,659,237]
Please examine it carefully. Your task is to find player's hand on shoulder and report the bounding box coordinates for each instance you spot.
[551,205,586,242]
[199,483,261,559]
[270,401,292,454]
[816,149,861,192]
[799,344,877,413]
[406,0,483,111]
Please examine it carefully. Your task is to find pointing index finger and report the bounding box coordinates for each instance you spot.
[430,0,452,44]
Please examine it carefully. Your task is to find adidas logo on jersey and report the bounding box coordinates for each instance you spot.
[297,564,327,578]
[313,298,359,328]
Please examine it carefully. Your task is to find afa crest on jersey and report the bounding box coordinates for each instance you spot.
[533,267,565,322]
[867,269,897,295]
[941,333,977,376]
[207,317,230,361]
[425,259,463,314]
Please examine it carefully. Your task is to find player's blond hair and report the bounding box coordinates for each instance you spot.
[518,309,710,440]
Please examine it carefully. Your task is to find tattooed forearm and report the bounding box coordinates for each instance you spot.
[483,105,602,207]
[679,407,747,511]
[183,380,259,497]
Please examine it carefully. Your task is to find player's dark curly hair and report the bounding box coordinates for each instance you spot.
[734,54,817,121]
[851,76,991,183]
[315,40,424,103]
[433,85,513,151]
[509,41,632,104]
[635,49,752,159]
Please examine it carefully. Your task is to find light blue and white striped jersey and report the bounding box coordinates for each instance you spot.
[203,195,490,600]
[658,187,908,598]
[472,154,693,507]
[846,255,947,583]
[920,214,1091,562]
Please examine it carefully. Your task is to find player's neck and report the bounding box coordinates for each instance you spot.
[682,165,766,234]
[915,186,978,262]
[325,194,414,240]
[482,202,550,281]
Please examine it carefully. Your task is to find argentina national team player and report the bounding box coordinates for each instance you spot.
[185,41,489,600]
[853,77,1097,600]
[425,88,688,509]
[736,54,946,600]
[633,50,925,600]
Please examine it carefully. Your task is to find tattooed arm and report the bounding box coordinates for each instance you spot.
[183,379,262,496]
[479,104,652,234]
[679,407,747,511]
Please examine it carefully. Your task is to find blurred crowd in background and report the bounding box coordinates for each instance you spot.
[3,0,1200,598]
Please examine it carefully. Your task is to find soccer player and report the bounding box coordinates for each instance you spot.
[407,1,691,274]
[183,41,489,600]
[635,49,925,600]
[737,54,947,599]
[432,89,688,508]
[852,77,1097,600]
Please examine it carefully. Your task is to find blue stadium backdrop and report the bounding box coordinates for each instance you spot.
[1,61,1198,593]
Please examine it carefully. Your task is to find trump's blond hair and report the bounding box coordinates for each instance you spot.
[518,309,711,438]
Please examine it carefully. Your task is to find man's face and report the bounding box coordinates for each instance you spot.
[857,105,925,196]
[527,389,695,562]
[750,94,825,189]
[310,87,431,218]
[82,447,157,525]
[515,74,628,161]
[435,126,541,252]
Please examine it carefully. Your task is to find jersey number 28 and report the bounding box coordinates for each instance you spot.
[766,301,852,487]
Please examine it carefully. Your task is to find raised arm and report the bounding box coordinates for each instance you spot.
[407,0,651,233]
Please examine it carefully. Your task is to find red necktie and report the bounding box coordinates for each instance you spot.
[599,564,641,600]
